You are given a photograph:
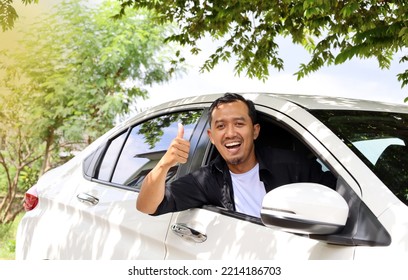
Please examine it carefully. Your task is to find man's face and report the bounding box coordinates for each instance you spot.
[207,100,260,174]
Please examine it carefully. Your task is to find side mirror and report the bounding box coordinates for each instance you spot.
[261,183,349,235]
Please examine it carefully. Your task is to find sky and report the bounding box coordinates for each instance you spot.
[143,36,408,108]
[2,0,407,109]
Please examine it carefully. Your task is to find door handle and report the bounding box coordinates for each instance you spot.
[77,192,99,206]
[171,223,207,243]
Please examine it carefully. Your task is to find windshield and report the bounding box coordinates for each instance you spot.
[312,110,408,206]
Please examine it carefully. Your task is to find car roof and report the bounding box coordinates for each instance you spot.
[153,92,408,113]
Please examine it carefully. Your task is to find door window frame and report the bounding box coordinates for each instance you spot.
[82,105,208,192]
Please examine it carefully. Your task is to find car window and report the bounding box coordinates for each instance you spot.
[95,110,202,189]
[312,110,408,205]
[256,114,331,172]
[96,131,127,181]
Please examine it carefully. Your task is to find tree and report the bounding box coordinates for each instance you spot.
[117,0,408,102]
[0,0,181,223]
[0,0,39,31]
[0,76,44,222]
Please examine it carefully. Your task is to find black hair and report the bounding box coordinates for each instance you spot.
[208,93,257,127]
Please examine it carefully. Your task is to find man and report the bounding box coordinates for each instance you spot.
[136,93,336,217]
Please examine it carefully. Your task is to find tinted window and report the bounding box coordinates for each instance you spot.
[312,110,408,205]
[103,110,202,188]
[96,132,127,181]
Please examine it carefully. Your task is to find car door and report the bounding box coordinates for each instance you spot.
[166,207,355,260]
[164,101,359,260]
[68,108,205,259]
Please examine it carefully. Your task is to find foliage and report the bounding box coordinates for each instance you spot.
[0,213,22,259]
[0,0,181,223]
[117,0,408,96]
[0,0,39,31]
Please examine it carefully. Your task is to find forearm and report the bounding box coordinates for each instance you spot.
[136,162,170,214]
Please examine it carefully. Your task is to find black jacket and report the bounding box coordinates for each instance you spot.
[153,146,336,216]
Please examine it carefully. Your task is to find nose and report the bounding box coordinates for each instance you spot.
[224,124,237,138]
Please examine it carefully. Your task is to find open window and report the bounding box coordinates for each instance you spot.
[202,112,336,225]
[205,112,331,174]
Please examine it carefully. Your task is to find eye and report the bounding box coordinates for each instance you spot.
[216,123,225,129]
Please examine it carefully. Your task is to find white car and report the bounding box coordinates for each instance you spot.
[16,93,408,260]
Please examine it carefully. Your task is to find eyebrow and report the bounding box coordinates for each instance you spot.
[213,116,247,124]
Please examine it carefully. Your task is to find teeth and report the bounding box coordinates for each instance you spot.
[226,142,240,147]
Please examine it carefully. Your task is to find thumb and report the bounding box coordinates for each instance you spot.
[177,123,184,139]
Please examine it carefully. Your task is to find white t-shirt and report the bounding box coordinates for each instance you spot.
[230,163,266,218]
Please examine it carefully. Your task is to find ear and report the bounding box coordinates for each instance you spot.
[253,123,260,140]
[207,128,215,144]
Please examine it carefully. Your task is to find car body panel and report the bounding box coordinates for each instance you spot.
[67,181,172,259]
[16,162,172,260]
[354,203,408,259]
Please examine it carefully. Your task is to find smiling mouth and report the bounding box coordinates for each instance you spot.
[225,141,241,150]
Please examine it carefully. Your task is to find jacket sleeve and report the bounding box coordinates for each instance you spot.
[151,169,210,216]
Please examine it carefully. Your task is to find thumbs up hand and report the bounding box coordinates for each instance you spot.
[160,123,191,168]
